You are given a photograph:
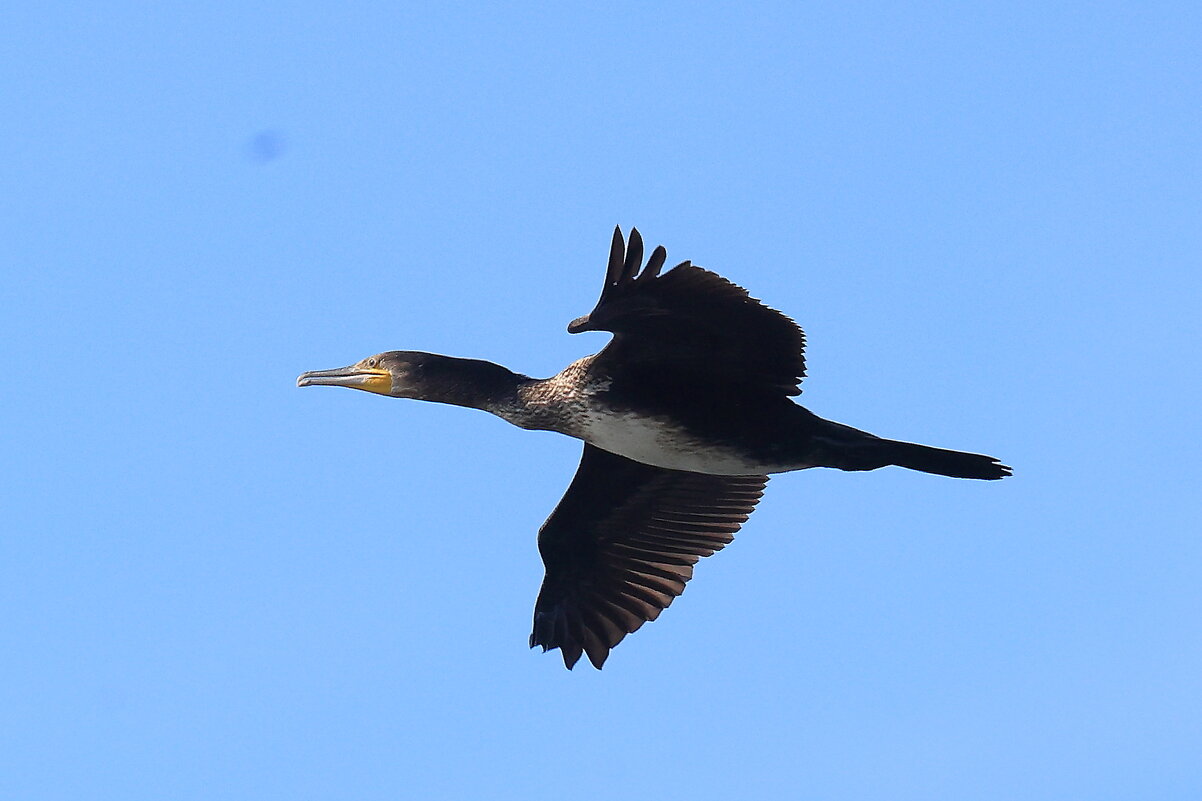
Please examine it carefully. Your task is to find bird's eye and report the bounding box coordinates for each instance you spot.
[367,358,378,368]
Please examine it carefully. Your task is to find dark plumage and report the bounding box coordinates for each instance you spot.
[298,227,1010,669]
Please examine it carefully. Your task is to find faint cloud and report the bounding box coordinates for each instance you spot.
[246,129,287,163]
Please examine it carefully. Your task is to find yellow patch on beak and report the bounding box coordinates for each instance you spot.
[356,370,393,395]
[296,366,394,395]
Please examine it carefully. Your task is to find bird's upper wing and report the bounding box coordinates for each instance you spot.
[568,226,808,396]
[530,444,768,669]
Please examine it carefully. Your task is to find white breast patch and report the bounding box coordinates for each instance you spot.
[577,410,785,476]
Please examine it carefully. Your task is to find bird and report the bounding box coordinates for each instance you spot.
[298,227,1010,669]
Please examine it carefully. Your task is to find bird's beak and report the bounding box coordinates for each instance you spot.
[297,365,393,395]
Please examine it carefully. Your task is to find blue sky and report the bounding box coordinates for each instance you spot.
[3,2,1200,799]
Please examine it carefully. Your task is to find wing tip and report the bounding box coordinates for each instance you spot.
[530,623,603,671]
[605,225,665,287]
[639,245,667,282]
[607,226,626,285]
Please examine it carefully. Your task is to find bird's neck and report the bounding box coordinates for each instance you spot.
[412,356,531,413]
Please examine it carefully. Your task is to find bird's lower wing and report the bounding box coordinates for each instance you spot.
[530,444,768,669]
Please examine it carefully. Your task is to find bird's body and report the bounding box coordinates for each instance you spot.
[495,355,801,475]
[299,228,1010,669]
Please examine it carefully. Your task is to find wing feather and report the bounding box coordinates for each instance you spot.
[530,444,768,669]
[568,226,807,396]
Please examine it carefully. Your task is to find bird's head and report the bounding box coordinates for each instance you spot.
[296,351,431,398]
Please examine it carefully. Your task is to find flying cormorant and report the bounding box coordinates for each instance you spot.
[298,227,1010,669]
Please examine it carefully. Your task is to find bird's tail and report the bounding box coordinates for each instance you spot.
[870,439,1011,480]
[808,418,1011,480]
